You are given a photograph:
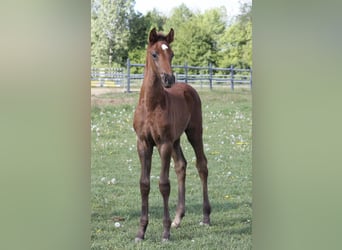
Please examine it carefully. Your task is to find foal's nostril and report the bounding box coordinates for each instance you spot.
[161,73,175,87]
[170,74,175,84]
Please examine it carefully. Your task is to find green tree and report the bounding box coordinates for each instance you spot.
[90,1,252,70]
[91,0,135,67]
[129,8,166,50]
[164,4,194,31]
[164,6,227,68]
[128,9,167,68]
[195,8,227,66]
[219,2,252,68]
[145,9,167,31]
[128,12,146,51]
[162,4,194,67]
[127,11,148,67]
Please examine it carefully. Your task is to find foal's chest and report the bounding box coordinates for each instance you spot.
[134,105,171,144]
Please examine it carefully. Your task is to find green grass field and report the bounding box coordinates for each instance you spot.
[91,88,252,249]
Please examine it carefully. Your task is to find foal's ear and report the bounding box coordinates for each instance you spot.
[149,28,158,44]
[166,28,174,44]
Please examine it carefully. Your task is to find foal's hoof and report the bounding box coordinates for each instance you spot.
[171,221,180,228]
[162,232,170,242]
[162,238,170,243]
[134,237,143,243]
[199,221,210,226]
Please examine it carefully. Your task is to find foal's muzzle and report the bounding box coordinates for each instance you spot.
[161,73,175,88]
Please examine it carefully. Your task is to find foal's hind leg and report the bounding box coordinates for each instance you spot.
[186,128,211,225]
[171,139,187,228]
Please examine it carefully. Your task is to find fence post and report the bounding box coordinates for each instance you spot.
[184,62,188,84]
[249,68,252,89]
[99,68,105,87]
[126,58,131,93]
[209,63,213,90]
[230,65,234,91]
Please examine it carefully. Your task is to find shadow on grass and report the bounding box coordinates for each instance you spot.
[92,200,252,239]
[184,201,252,235]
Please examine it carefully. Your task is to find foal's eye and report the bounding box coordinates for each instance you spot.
[151,52,158,59]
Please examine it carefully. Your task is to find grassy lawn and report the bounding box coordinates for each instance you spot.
[91,87,252,249]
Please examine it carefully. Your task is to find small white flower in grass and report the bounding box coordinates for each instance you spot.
[100,177,106,182]
[110,178,116,184]
[114,222,121,228]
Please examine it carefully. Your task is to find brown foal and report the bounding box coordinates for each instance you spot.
[133,28,211,242]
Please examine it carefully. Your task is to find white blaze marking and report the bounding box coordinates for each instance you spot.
[161,44,168,50]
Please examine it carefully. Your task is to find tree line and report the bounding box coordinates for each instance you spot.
[91,0,252,69]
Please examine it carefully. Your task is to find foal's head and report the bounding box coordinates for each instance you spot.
[147,28,175,88]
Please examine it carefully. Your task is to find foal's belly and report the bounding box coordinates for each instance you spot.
[137,120,185,146]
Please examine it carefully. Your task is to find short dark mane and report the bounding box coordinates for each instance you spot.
[148,28,174,45]
[148,33,167,44]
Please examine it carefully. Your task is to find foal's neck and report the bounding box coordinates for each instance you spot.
[140,61,166,110]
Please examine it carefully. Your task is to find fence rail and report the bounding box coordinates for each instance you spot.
[91,59,252,92]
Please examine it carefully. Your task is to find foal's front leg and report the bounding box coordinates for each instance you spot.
[135,139,153,242]
[171,139,187,228]
[158,142,172,241]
